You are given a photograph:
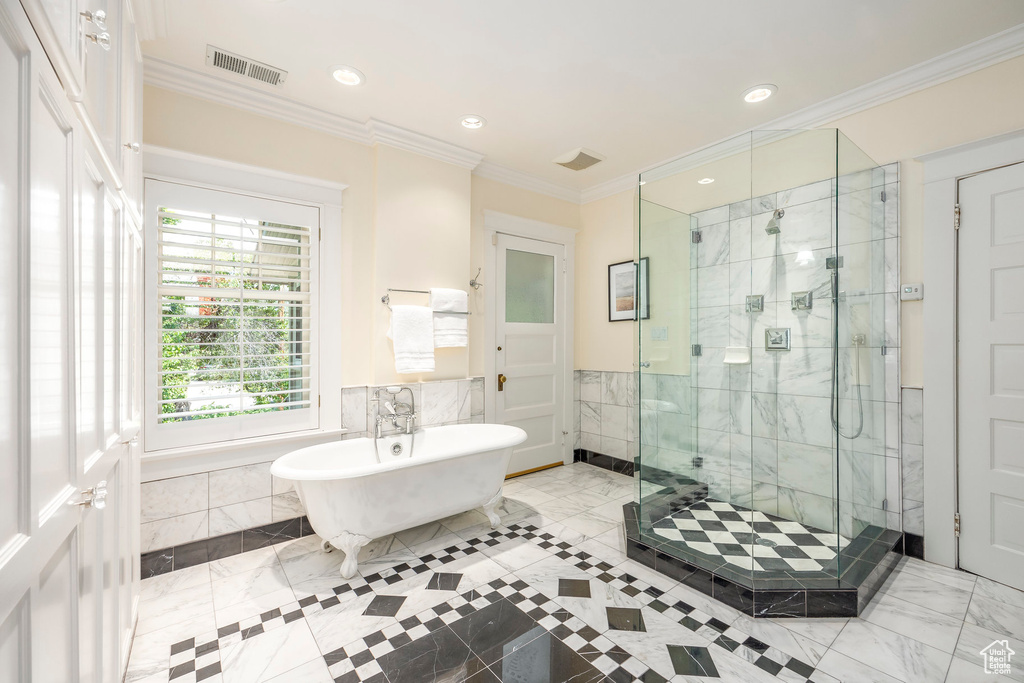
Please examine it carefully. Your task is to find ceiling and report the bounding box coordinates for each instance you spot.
[141,1,1024,193]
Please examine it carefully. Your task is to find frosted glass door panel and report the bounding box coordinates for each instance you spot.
[505,249,554,323]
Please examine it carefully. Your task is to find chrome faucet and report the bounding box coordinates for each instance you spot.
[372,386,416,437]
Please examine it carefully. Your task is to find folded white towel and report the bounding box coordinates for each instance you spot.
[387,305,435,374]
[430,288,468,348]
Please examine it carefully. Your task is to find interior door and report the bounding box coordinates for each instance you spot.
[957,160,1024,591]
[495,234,567,476]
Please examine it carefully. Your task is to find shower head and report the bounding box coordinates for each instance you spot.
[765,208,785,235]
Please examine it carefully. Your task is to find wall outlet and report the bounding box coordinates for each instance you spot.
[650,326,668,341]
[900,283,923,301]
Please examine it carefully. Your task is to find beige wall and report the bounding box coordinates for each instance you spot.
[144,85,580,387]
[574,54,1024,385]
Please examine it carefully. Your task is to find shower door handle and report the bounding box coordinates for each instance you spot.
[497,374,507,391]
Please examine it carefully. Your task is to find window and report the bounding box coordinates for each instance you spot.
[145,180,321,450]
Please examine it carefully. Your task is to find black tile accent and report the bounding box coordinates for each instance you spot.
[377,626,490,683]
[448,599,546,666]
[605,607,646,632]
[712,576,753,615]
[805,590,858,618]
[242,518,303,552]
[141,550,173,578]
[573,449,635,476]
[903,532,925,559]
[752,590,805,618]
[666,645,719,677]
[558,578,592,598]
[426,572,463,591]
[488,631,605,683]
[363,595,407,617]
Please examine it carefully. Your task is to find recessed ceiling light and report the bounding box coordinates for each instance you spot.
[330,65,364,86]
[743,84,777,103]
[697,177,715,185]
[460,115,486,129]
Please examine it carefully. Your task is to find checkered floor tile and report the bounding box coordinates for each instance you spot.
[159,518,831,683]
[650,499,850,572]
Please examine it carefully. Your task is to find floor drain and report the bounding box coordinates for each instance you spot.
[754,537,778,548]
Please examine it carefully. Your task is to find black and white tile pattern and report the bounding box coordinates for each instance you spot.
[650,500,850,572]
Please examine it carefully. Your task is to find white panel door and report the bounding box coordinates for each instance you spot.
[958,161,1024,591]
[0,3,135,681]
[495,234,566,475]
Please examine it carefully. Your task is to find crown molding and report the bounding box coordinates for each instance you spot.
[473,161,581,204]
[579,21,1024,204]
[144,57,485,170]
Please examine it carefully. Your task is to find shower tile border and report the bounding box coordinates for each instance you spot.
[622,501,905,618]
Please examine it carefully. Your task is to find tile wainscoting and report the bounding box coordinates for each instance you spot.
[140,378,485,556]
[900,387,924,557]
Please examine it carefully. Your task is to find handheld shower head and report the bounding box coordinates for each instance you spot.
[765,208,785,235]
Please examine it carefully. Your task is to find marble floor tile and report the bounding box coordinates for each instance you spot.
[730,613,830,666]
[211,563,294,611]
[944,656,1018,683]
[860,592,964,653]
[559,510,619,538]
[394,521,450,549]
[503,485,558,507]
[954,621,1024,683]
[966,593,1024,641]
[263,657,334,683]
[829,620,952,682]
[209,546,281,581]
[973,576,1024,611]
[219,619,321,683]
[877,570,973,619]
[136,582,216,637]
[815,649,903,683]
[126,613,218,682]
[477,535,553,572]
[486,631,604,683]
[771,617,849,648]
[214,587,298,628]
[894,556,977,593]
[140,562,211,601]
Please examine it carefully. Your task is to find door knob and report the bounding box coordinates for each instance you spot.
[86,32,111,51]
[70,481,108,510]
[497,374,507,391]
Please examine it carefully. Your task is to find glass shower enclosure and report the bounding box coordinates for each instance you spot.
[628,129,903,617]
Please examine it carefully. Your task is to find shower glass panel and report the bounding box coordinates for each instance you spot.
[636,130,898,591]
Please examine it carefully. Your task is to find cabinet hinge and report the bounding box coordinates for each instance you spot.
[319,227,322,241]
[954,512,961,537]
[953,204,960,230]
[318,395,321,408]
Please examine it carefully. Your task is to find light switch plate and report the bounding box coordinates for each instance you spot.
[900,283,923,301]
[651,326,668,341]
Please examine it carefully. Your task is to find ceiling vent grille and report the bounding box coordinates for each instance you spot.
[553,147,606,171]
[205,45,288,87]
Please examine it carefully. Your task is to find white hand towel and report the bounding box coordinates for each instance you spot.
[429,288,468,348]
[386,305,435,374]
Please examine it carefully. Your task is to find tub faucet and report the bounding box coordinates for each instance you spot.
[373,386,416,437]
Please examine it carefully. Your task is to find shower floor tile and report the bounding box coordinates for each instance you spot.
[649,500,850,573]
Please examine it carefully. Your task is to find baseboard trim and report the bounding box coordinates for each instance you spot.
[573,449,635,476]
[140,516,313,579]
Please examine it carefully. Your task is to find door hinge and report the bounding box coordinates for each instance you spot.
[880,189,887,203]
[954,512,961,537]
[691,230,702,244]
[691,344,702,357]
[954,204,960,230]
[318,395,321,408]
[318,227,322,241]
[563,258,566,273]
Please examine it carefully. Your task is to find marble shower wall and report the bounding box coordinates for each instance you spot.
[575,369,636,461]
[140,377,485,553]
[900,387,924,536]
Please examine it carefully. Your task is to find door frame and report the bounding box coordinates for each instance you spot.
[919,129,1024,569]
[483,210,577,466]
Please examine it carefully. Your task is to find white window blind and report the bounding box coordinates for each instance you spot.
[146,180,320,450]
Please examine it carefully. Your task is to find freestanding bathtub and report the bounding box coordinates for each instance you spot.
[270,423,528,578]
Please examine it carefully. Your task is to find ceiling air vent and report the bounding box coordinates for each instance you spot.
[553,147,606,171]
[205,45,288,87]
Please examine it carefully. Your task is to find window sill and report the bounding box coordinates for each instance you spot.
[141,428,349,482]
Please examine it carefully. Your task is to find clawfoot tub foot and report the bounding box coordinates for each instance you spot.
[332,531,372,579]
[320,538,334,553]
[483,489,504,529]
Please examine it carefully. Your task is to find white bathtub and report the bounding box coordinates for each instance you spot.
[270,423,528,578]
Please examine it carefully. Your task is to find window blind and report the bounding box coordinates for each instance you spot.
[156,207,312,424]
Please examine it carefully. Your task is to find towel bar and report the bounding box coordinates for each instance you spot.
[381,289,470,314]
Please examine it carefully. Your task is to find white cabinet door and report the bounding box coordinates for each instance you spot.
[495,234,568,475]
[80,0,121,163]
[18,0,85,97]
[0,3,134,680]
[119,0,142,217]
[958,161,1024,591]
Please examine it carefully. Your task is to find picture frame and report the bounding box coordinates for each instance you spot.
[608,258,650,321]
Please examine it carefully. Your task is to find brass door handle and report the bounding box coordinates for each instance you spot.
[497,374,507,391]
